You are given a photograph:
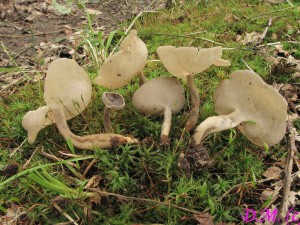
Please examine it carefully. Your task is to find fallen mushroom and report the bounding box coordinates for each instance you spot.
[157,46,230,131]
[132,77,185,142]
[192,70,288,147]
[22,58,137,149]
[94,30,148,88]
[102,92,125,133]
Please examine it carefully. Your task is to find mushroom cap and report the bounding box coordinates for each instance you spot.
[157,46,228,79]
[132,77,185,116]
[94,30,148,89]
[214,70,287,147]
[44,58,92,119]
[102,92,125,110]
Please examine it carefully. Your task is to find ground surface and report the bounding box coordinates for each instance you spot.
[0,0,300,224]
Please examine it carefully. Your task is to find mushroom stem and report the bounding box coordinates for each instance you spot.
[161,106,172,142]
[51,107,137,149]
[103,107,113,133]
[185,74,200,131]
[138,71,147,86]
[193,110,245,145]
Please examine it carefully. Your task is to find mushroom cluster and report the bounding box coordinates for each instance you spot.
[22,30,288,154]
[157,46,231,131]
[22,58,137,150]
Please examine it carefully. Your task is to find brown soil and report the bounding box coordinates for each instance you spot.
[0,0,166,95]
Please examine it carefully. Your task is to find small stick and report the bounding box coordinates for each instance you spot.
[278,119,296,220]
[86,188,201,215]
[255,17,272,46]
[53,203,79,225]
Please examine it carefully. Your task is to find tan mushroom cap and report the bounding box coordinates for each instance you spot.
[44,58,92,114]
[132,77,185,115]
[22,58,92,144]
[157,46,230,79]
[214,70,287,146]
[94,30,148,89]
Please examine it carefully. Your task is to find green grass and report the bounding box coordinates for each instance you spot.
[1,0,299,224]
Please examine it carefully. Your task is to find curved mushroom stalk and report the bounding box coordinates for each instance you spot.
[22,58,138,149]
[102,92,125,133]
[51,106,137,149]
[22,106,53,144]
[193,110,245,145]
[94,30,148,89]
[157,46,230,131]
[132,77,185,143]
[192,70,287,148]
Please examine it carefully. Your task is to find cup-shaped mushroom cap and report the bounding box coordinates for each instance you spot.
[94,30,148,89]
[157,46,230,79]
[132,77,185,116]
[102,92,125,110]
[214,70,287,147]
[44,58,92,118]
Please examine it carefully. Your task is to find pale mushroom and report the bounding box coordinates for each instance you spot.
[192,70,288,147]
[102,92,125,133]
[94,30,148,89]
[132,77,185,142]
[22,58,137,149]
[157,46,230,131]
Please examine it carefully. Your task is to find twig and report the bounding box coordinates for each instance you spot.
[278,119,296,220]
[41,150,78,168]
[255,17,272,46]
[241,59,254,72]
[22,147,40,169]
[9,138,28,157]
[7,212,27,225]
[249,6,296,21]
[82,158,96,179]
[86,188,201,214]
[53,203,79,225]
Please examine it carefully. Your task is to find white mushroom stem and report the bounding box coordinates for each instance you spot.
[193,110,245,145]
[185,74,200,131]
[138,71,147,86]
[51,107,137,149]
[103,107,113,133]
[161,106,172,142]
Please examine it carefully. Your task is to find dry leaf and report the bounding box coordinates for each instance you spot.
[239,32,261,45]
[288,191,300,205]
[86,8,102,15]
[260,187,280,201]
[194,213,214,225]
[263,166,282,180]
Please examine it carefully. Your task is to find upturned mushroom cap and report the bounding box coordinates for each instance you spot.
[94,30,148,89]
[157,46,230,79]
[214,70,287,146]
[44,58,92,115]
[193,70,288,147]
[102,92,125,110]
[132,77,185,115]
